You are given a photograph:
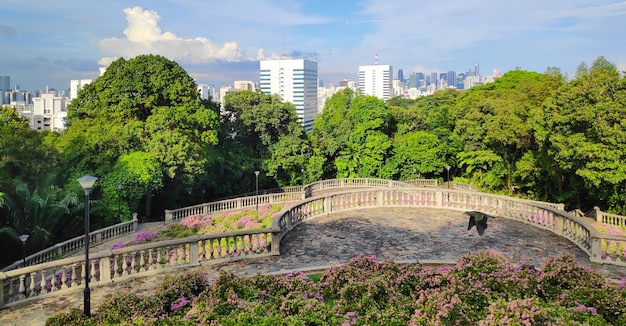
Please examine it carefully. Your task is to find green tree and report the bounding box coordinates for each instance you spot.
[0,106,59,192]
[541,56,626,212]
[335,95,392,178]
[58,54,220,219]
[309,88,355,179]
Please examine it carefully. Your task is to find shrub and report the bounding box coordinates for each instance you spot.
[46,251,626,325]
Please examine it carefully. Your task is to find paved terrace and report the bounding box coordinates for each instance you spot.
[1,207,625,326]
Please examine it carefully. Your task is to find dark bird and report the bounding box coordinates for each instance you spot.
[464,211,495,236]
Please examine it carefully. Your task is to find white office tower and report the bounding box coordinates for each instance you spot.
[358,62,393,101]
[260,59,318,130]
[70,79,92,100]
[29,90,67,131]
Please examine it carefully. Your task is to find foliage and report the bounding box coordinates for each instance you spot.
[58,54,220,220]
[47,251,626,325]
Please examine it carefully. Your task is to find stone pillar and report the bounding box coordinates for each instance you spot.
[100,254,112,283]
[54,244,63,258]
[164,210,173,223]
[377,190,384,207]
[589,237,602,263]
[188,238,200,266]
[436,190,443,207]
[324,197,331,215]
[594,206,602,223]
[553,214,564,236]
[270,232,281,255]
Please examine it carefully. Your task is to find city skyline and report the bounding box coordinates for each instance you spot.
[1,0,625,91]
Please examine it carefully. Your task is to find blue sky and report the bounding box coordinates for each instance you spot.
[1,0,625,91]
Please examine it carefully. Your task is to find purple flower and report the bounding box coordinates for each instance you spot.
[171,295,189,311]
[134,230,156,244]
[111,243,126,250]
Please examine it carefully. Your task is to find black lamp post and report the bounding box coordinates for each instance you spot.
[78,175,97,317]
[446,165,451,189]
[19,234,29,266]
[254,171,260,212]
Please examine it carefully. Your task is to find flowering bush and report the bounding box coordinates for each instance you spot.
[47,251,626,325]
[133,230,156,244]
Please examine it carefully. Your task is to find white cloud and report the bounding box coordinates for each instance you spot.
[98,7,262,65]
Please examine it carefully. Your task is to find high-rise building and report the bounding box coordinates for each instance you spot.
[358,64,393,101]
[260,59,318,130]
[447,71,456,89]
[69,79,92,100]
[0,76,9,91]
[397,69,404,83]
[430,72,438,86]
[475,64,480,77]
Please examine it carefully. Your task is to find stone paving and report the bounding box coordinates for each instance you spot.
[1,207,625,326]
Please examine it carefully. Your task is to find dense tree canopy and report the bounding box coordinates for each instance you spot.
[2,54,626,269]
[58,54,220,220]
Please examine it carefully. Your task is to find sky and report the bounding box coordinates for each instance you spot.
[1,0,625,91]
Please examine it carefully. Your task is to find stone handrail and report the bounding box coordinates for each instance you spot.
[3,179,619,309]
[164,192,304,223]
[165,178,431,223]
[592,206,626,227]
[0,228,276,308]
[272,188,622,267]
[1,216,139,272]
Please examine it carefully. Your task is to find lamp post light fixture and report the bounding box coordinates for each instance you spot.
[254,171,260,212]
[446,165,451,189]
[77,175,97,317]
[19,234,29,266]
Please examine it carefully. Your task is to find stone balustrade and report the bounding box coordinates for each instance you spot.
[0,228,274,308]
[3,178,624,310]
[1,215,139,272]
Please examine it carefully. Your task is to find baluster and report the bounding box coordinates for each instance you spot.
[29,273,36,297]
[61,268,68,289]
[40,270,47,294]
[139,251,146,272]
[129,253,136,274]
[113,256,120,277]
[237,236,243,255]
[180,245,187,264]
[250,234,259,253]
[199,240,206,261]
[156,249,163,269]
[206,240,214,260]
[170,247,178,266]
[147,249,155,270]
[70,265,78,287]
[220,238,227,258]
[8,277,15,296]
[50,268,57,292]
[18,275,26,299]
[91,260,96,282]
[81,262,86,286]
[123,254,130,276]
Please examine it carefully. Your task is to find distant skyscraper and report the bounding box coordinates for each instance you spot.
[397,69,404,83]
[358,63,393,101]
[430,72,438,86]
[475,64,480,77]
[0,76,9,91]
[260,58,318,130]
[439,73,447,83]
[447,71,456,89]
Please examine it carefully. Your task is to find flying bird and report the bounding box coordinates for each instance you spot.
[464,211,495,236]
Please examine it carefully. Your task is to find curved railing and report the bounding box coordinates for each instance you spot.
[1,216,139,272]
[4,179,624,310]
[271,188,624,267]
